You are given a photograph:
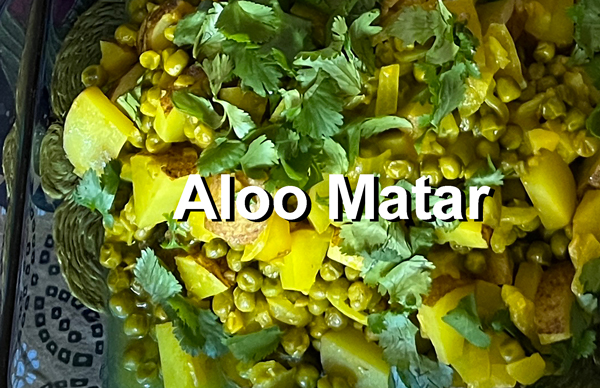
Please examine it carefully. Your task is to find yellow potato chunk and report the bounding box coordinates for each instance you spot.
[156,322,224,388]
[321,327,389,388]
[436,219,488,249]
[506,353,546,385]
[520,149,576,231]
[99,41,137,80]
[417,285,474,364]
[154,105,188,143]
[573,190,600,242]
[514,262,544,301]
[527,128,560,153]
[131,148,197,228]
[175,255,228,300]
[64,87,136,175]
[279,228,332,294]
[452,342,491,385]
[535,262,575,344]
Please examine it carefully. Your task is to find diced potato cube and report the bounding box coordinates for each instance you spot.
[481,250,514,285]
[131,149,196,228]
[535,262,575,344]
[475,280,504,322]
[175,255,228,300]
[321,327,389,388]
[452,342,491,385]
[156,322,225,388]
[279,228,332,294]
[501,285,537,341]
[154,104,188,143]
[520,149,576,231]
[64,87,137,175]
[99,41,137,80]
[527,128,560,153]
[436,220,488,249]
[506,353,546,385]
[514,262,543,301]
[573,190,600,242]
[418,285,475,364]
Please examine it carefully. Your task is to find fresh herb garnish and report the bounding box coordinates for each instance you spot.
[224,326,283,363]
[442,293,491,348]
[161,211,188,250]
[73,160,121,227]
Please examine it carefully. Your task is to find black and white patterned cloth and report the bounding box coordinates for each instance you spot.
[1,0,107,386]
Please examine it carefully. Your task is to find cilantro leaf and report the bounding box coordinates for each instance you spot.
[581,259,600,293]
[464,156,504,187]
[389,357,454,388]
[73,161,121,228]
[383,5,444,47]
[171,90,223,129]
[214,98,257,138]
[173,10,207,47]
[568,0,600,61]
[168,295,229,358]
[359,116,412,138]
[116,85,142,127]
[368,311,420,369]
[240,135,279,175]
[224,326,283,363]
[442,293,491,348]
[161,211,188,250]
[201,53,234,96]
[197,138,247,176]
[431,63,466,127]
[349,9,382,73]
[293,76,344,138]
[586,106,600,139]
[229,46,283,97]
[294,50,363,96]
[409,227,436,256]
[339,219,389,256]
[133,248,182,303]
[216,0,281,43]
[195,3,227,58]
[378,255,435,309]
[318,138,349,174]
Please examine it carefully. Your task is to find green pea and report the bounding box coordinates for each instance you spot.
[212,289,234,321]
[107,268,131,293]
[282,327,310,358]
[81,65,107,88]
[464,250,487,274]
[438,155,462,181]
[324,307,348,331]
[480,114,506,142]
[476,138,500,161]
[536,75,558,93]
[317,377,333,388]
[296,364,320,388]
[309,277,329,300]
[332,376,351,388]
[259,261,280,279]
[123,342,145,372]
[308,297,330,315]
[136,361,158,383]
[542,95,566,120]
[528,62,546,80]
[238,267,264,293]
[565,108,586,132]
[527,241,553,266]
[309,314,329,339]
[550,230,570,260]
[261,277,283,298]
[234,287,256,312]
[123,313,150,338]
[203,238,229,259]
[320,260,344,282]
[344,267,360,282]
[226,249,244,272]
[109,290,136,319]
[326,278,350,302]
[499,125,523,151]
[533,41,556,63]
[348,282,373,311]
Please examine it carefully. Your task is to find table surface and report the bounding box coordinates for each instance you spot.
[0,1,107,387]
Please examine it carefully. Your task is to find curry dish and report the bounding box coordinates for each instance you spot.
[42,0,600,387]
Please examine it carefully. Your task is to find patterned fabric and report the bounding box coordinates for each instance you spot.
[0,0,107,386]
